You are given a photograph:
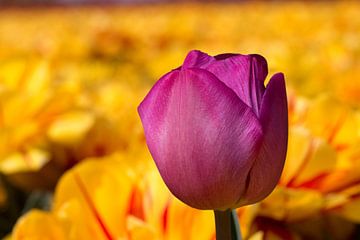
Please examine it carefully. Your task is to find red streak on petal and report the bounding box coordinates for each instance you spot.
[74,173,115,240]
[127,186,145,220]
[162,202,169,234]
[328,112,347,145]
[286,138,316,187]
[335,144,349,152]
[295,172,329,190]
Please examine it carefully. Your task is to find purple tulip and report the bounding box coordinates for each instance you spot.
[138,50,288,210]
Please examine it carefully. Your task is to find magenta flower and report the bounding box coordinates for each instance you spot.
[138,50,288,210]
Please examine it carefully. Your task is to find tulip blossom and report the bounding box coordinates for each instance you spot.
[138,50,288,211]
[11,155,217,240]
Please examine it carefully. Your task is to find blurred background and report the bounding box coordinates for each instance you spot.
[0,1,360,239]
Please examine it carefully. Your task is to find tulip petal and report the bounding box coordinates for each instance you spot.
[182,50,238,69]
[241,73,288,205]
[53,157,135,240]
[206,54,268,116]
[182,50,215,69]
[214,53,241,60]
[139,68,263,210]
[12,210,66,240]
[181,50,268,115]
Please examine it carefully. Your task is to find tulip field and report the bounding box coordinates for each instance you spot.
[1,1,360,239]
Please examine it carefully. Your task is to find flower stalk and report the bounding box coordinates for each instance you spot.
[214,209,241,240]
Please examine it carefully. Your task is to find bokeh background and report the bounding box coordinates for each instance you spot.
[0,1,360,239]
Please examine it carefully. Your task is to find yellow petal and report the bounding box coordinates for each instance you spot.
[12,210,66,240]
[248,231,264,240]
[237,205,259,238]
[0,148,49,174]
[0,59,27,89]
[280,126,311,185]
[329,184,360,222]
[127,216,157,240]
[53,154,135,240]
[142,168,172,236]
[260,187,323,221]
[291,137,337,187]
[47,111,95,145]
[336,197,360,223]
[165,197,214,240]
[331,108,359,149]
[304,95,348,143]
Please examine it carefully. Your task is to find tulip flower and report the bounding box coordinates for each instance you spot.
[138,50,288,239]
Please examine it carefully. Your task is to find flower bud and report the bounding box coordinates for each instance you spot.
[138,50,288,210]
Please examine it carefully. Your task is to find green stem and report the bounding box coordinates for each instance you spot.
[214,209,242,240]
